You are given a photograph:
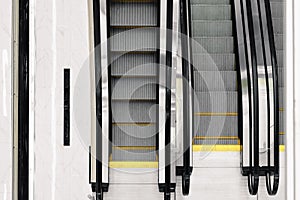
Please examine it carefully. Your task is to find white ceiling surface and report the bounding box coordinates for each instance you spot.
[0,0,12,199]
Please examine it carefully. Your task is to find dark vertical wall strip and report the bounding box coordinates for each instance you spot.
[92,0,102,193]
[18,0,30,199]
[64,69,70,146]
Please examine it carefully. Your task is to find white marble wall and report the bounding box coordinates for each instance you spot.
[34,0,92,199]
[0,0,12,199]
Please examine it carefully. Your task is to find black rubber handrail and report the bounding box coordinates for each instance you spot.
[263,0,280,195]
[244,0,260,195]
[92,0,109,199]
[163,0,174,199]
[178,0,194,196]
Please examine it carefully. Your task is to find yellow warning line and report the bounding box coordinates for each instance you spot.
[109,145,285,168]
[193,145,285,152]
[194,136,239,140]
[194,109,284,117]
[195,112,238,116]
[109,161,158,168]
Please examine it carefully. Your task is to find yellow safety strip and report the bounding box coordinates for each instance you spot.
[195,112,238,116]
[109,145,285,168]
[109,161,158,168]
[193,145,285,152]
[194,136,239,140]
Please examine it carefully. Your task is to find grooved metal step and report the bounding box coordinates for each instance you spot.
[110,3,157,26]
[191,5,231,20]
[191,0,230,4]
[110,28,157,52]
[194,71,237,91]
[112,100,156,123]
[111,53,157,76]
[192,21,233,37]
[109,1,158,161]
[194,91,238,112]
[112,124,156,146]
[193,37,234,53]
[193,53,236,71]
[112,77,156,100]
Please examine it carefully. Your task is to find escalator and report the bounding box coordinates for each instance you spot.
[87,0,284,199]
[109,0,159,163]
[190,0,239,146]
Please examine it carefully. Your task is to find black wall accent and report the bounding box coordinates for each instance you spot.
[64,68,70,146]
[18,0,30,199]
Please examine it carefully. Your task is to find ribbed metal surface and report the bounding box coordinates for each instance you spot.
[271,0,284,144]
[191,5,231,20]
[194,116,238,138]
[192,21,233,37]
[194,91,238,112]
[111,77,156,100]
[193,53,236,71]
[110,28,157,52]
[109,1,158,161]
[112,124,156,146]
[110,3,157,26]
[193,37,234,53]
[112,148,157,161]
[112,100,156,123]
[191,0,238,145]
[191,0,230,4]
[111,53,157,76]
[194,71,237,91]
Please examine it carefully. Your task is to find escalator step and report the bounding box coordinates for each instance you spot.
[110,2,157,26]
[111,53,157,76]
[192,37,234,53]
[192,21,233,37]
[190,0,230,5]
[194,71,237,91]
[110,28,157,52]
[112,77,156,100]
[112,148,157,161]
[194,91,238,113]
[191,5,231,20]
[194,116,238,138]
[112,124,156,146]
[274,34,284,50]
[193,139,239,145]
[193,53,236,71]
[272,18,283,34]
[270,2,284,18]
[112,100,156,123]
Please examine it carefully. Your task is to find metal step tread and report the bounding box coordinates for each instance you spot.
[192,20,233,37]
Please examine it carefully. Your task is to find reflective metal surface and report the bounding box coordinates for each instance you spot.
[158,0,167,185]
